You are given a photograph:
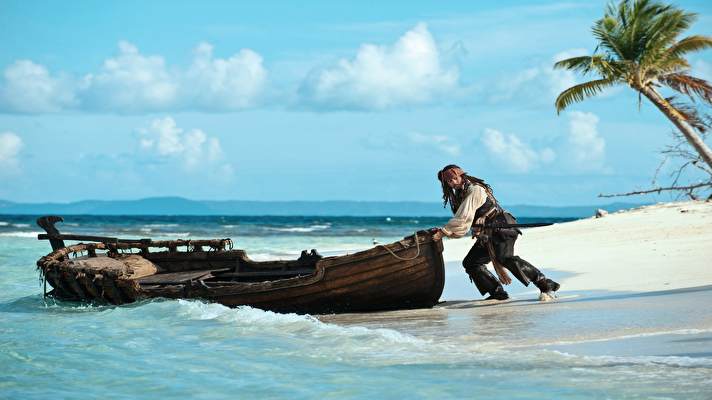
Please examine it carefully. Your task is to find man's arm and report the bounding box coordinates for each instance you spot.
[439,185,487,239]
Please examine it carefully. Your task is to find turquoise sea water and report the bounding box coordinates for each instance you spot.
[2,216,711,399]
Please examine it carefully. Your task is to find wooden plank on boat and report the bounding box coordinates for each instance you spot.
[216,269,315,279]
[137,269,229,285]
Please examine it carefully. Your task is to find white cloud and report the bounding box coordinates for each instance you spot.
[184,42,266,110]
[139,117,183,155]
[0,60,77,113]
[299,23,459,110]
[481,128,555,173]
[139,117,232,175]
[0,41,267,114]
[408,132,461,156]
[490,48,589,104]
[567,111,606,171]
[83,41,177,112]
[0,131,23,172]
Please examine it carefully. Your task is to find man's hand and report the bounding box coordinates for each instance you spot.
[494,264,512,285]
[430,228,444,241]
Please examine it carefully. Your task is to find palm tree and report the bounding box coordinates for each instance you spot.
[554,0,712,170]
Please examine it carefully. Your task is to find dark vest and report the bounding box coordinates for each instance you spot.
[468,183,521,237]
[469,183,501,221]
[474,195,499,220]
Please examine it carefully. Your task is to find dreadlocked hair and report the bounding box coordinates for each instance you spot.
[438,165,498,214]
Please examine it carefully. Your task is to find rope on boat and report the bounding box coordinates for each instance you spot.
[378,232,421,261]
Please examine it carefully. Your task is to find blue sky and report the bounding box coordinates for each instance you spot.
[1,0,711,205]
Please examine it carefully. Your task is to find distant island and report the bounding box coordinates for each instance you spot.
[0,197,647,218]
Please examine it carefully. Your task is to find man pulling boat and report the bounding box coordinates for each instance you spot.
[432,165,560,301]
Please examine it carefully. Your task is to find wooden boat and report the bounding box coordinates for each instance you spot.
[35,216,445,314]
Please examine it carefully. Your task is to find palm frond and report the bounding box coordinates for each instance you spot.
[554,55,627,80]
[554,56,593,74]
[666,35,712,58]
[665,95,709,132]
[658,73,712,104]
[640,9,697,66]
[555,78,618,113]
[553,56,595,73]
[592,17,626,59]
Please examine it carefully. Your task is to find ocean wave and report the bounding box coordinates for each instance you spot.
[156,232,191,238]
[12,223,30,228]
[265,224,331,233]
[0,221,8,226]
[0,231,42,238]
[167,301,535,366]
[144,223,180,228]
[174,300,423,346]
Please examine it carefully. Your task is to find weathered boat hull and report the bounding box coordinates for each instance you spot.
[37,232,445,314]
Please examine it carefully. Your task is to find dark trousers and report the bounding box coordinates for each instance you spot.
[462,232,546,296]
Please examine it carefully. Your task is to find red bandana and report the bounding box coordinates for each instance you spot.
[440,167,465,183]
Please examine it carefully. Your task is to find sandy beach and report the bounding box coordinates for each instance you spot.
[320,202,712,399]
[441,200,712,299]
[319,200,712,399]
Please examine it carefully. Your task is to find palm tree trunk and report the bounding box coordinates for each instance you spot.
[639,86,712,170]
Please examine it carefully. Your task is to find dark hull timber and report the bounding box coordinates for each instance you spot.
[36,224,445,314]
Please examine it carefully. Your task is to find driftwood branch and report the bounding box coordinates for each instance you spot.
[598,182,712,198]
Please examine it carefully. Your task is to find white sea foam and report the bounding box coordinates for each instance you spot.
[12,223,30,228]
[266,224,331,233]
[168,300,533,368]
[175,300,422,342]
[0,221,9,226]
[0,231,42,238]
[145,223,180,228]
[158,232,190,238]
[222,225,237,228]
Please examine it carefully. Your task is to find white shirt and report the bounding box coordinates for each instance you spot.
[440,184,488,238]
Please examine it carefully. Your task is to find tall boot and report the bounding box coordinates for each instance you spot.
[501,256,545,286]
[534,277,560,294]
[465,264,509,300]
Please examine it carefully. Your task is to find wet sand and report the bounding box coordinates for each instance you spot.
[321,285,712,361]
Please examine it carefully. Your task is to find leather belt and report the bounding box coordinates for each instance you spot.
[482,206,501,221]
